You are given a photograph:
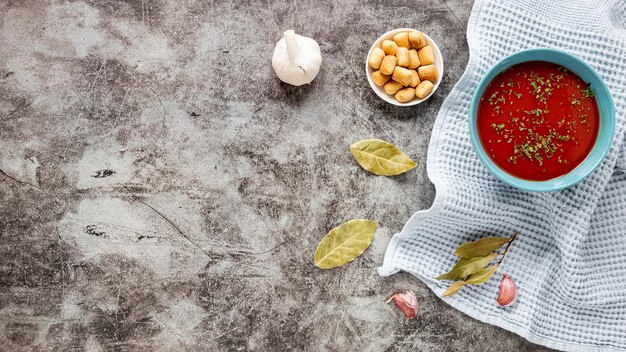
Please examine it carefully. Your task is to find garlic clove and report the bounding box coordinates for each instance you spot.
[387,291,419,319]
[271,30,322,86]
[496,274,517,307]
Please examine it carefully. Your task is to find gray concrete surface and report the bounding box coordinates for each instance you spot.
[0,0,554,351]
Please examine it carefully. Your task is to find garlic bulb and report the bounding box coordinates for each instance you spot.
[271,30,322,86]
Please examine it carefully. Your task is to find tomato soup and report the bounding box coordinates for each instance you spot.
[477,61,599,181]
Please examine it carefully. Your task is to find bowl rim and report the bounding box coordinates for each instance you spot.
[365,28,444,106]
[468,48,615,192]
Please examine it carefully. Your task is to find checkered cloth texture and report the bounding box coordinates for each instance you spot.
[378,0,626,350]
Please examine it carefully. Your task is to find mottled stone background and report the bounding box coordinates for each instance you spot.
[0,0,553,351]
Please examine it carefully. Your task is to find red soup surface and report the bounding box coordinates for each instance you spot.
[477,61,599,181]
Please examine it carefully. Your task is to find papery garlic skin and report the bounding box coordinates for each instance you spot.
[387,291,419,319]
[272,30,322,86]
[496,274,517,307]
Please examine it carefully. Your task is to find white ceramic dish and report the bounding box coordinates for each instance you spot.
[365,28,444,106]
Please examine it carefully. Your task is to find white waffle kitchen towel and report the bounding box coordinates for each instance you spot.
[378,0,626,351]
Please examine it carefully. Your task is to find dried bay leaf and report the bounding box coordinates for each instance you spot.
[454,236,510,258]
[314,219,377,269]
[466,265,498,285]
[435,253,498,280]
[350,139,417,176]
[442,281,467,297]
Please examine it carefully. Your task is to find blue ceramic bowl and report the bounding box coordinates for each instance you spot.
[469,48,615,192]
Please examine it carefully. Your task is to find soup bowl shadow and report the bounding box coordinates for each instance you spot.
[469,48,615,192]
